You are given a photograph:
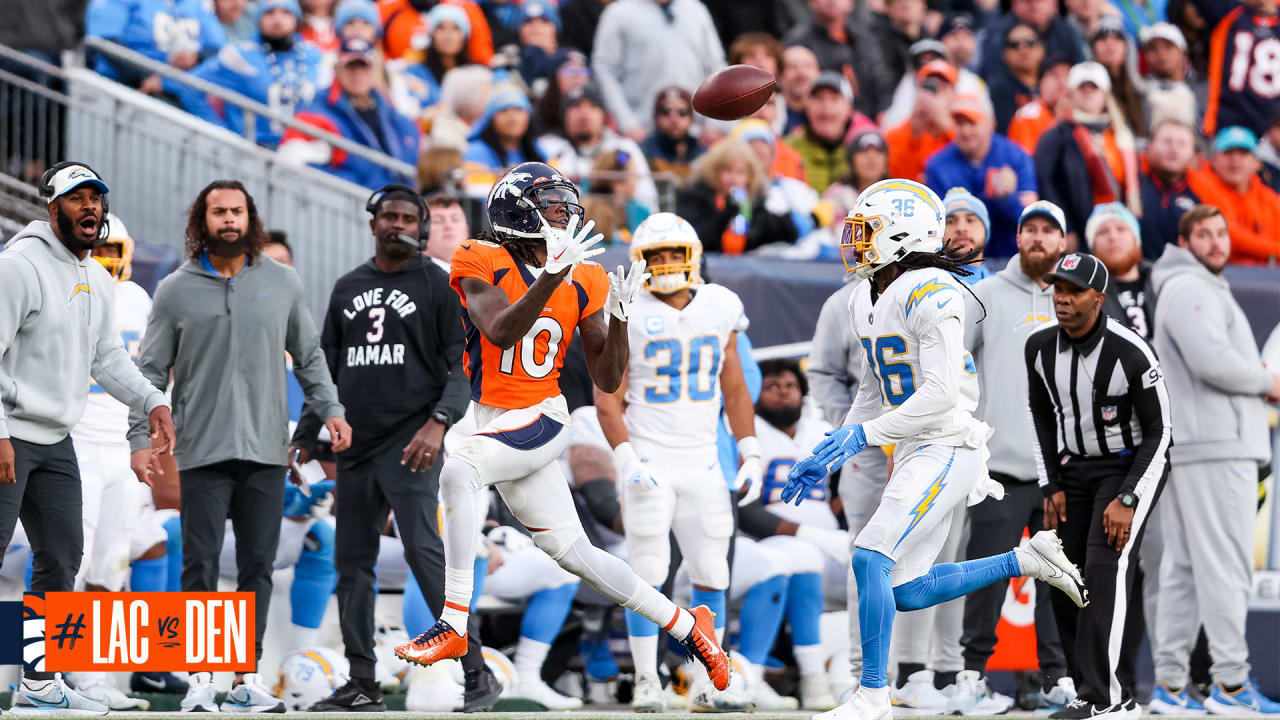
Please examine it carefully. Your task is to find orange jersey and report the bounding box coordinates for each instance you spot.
[378,0,494,65]
[1186,162,1280,264]
[449,239,608,409]
[1007,100,1056,155]
[885,121,953,183]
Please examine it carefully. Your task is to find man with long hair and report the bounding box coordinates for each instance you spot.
[783,179,1087,720]
[130,179,351,713]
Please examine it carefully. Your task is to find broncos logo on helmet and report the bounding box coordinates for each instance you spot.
[486,162,584,243]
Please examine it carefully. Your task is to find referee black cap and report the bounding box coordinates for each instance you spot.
[1045,252,1108,293]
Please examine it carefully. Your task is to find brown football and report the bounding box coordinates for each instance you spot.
[692,64,777,121]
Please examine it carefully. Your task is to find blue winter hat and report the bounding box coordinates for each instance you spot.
[469,86,533,140]
[335,0,381,37]
[1084,202,1140,249]
[427,4,471,38]
[520,0,561,32]
[943,187,991,242]
[257,0,302,24]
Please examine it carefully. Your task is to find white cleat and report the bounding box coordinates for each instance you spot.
[892,670,950,712]
[1041,677,1079,709]
[631,672,667,713]
[76,680,151,711]
[181,672,220,713]
[10,676,109,717]
[753,676,800,711]
[688,680,755,713]
[948,670,1015,716]
[817,686,893,720]
[802,671,838,711]
[219,673,284,713]
[404,662,462,712]
[1021,530,1088,607]
[509,679,583,710]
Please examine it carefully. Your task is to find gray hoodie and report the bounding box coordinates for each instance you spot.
[964,253,1056,480]
[0,221,167,444]
[127,256,343,470]
[1150,244,1271,464]
[807,275,868,427]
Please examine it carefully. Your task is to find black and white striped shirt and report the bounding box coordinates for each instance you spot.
[1025,316,1172,498]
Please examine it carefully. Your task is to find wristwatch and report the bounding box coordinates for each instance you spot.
[430,410,450,426]
[1117,491,1139,508]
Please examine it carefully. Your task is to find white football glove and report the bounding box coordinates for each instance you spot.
[606,259,651,322]
[614,442,658,489]
[541,212,605,275]
[733,436,763,506]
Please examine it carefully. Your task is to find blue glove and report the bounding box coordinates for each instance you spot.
[782,456,828,506]
[282,479,336,517]
[812,424,867,472]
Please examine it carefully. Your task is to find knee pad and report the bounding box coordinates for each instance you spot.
[531,525,585,563]
[444,446,487,489]
[627,538,671,587]
[685,549,729,590]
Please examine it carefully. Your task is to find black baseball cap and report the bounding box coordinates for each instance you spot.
[1045,252,1109,292]
[939,12,976,38]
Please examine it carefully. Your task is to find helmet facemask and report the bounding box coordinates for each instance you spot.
[841,213,887,278]
[93,235,134,282]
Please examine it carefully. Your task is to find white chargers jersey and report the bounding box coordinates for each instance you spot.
[623,284,748,449]
[756,414,839,530]
[847,267,990,455]
[73,280,152,445]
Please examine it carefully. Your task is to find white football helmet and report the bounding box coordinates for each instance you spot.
[841,179,945,278]
[629,212,703,294]
[274,647,349,711]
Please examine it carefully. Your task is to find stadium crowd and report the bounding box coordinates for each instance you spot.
[0,0,1279,716]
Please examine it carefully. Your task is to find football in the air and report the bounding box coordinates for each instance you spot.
[692,64,776,121]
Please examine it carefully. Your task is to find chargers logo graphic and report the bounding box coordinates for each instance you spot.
[904,279,956,319]
[67,283,93,304]
[1061,254,1081,270]
[894,451,955,550]
[67,168,93,181]
[1015,313,1053,329]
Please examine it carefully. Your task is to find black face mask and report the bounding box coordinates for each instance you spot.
[205,228,255,257]
[263,33,295,52]
[756,402,803,431]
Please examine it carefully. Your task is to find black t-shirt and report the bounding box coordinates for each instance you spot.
[295,257,468,465]
[1112,276,1151,340]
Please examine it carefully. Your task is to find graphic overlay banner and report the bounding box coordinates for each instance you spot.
[20,592,257,672]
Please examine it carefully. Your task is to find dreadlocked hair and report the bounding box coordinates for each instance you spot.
[892,245,988,320]
[476,228,541,267]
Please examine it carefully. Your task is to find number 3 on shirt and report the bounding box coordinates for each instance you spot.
[860,336,916,406]
[644,335,721,403]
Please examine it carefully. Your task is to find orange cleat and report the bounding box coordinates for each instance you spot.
[394,619,468,667]
[680,605,731,691]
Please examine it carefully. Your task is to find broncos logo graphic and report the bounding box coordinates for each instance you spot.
[488,171,533,203]
[904,278,956,319]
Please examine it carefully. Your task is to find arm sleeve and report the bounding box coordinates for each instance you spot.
[807,288,858,427]
[1161,280,1273,395]
[1025,336,1062,492]
[92,284,168,419]
[284,275,345,421]
[737,501,785,540]
[1121,356,1172,497]
[590,10,641,134]
[127,287,179,451]
[432,276,470,424]
[861,315,965,446]
[0,259,38,439]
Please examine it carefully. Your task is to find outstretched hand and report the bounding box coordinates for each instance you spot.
[541,213,606,275]
[812,424,867,472]
[782,456,827,506]
[606,259,651,322]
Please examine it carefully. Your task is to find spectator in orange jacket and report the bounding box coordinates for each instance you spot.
[1007,53,1071,154]
[378,0,492,65]
[1186,126,1280,264]
[885,60,957,183]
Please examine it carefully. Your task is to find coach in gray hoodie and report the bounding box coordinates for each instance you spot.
[960,201,1069,692]
[1149,204,1280,709]
[0,163,173,706]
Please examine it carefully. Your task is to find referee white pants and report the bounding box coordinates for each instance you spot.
[1152,458,1256,688]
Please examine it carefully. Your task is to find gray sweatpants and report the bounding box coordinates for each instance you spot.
[1153,458,1256,687]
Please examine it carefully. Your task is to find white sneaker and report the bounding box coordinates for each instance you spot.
[404,662,462,712]
[1021,530,1089,607]
[76,680,151,711]
[893,670,950,712]
[219,673,284,713]
[11,676,109,717]
[587,678,617,705]
[632,672,666,713]
[817,686,893,720]
[181,672,220,713]
[1041,677,1078,709]
[688,680,754,713]
[753,675,800,711]
[802,671,838,711]
[949,670,1015,716]
[510,679,583,710]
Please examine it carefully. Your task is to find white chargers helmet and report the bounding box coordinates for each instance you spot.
[629,212,703,294]
[274,647,349,711]
[841,179,945,278]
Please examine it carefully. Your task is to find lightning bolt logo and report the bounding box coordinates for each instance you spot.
[893,450,955,550]
[904,279,956,319]
[66,283,93,304]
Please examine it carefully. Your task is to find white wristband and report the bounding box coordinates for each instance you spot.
[614,441,639,466]
[737,436,760,461]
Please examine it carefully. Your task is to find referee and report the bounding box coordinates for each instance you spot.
[1025,252,1171,720]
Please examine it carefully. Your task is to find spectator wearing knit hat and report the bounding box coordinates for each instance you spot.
[640,86,706,180]
[378,0,493,66]
[516,0,561,86]
[387,3,471,121]
[943,188,993,282]
[1186,126,1280,264]
[462,85,545,170]
[1087,203,1154,338]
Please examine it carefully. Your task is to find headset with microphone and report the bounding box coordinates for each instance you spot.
[40,161,112,245]
[365,184,430,251]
